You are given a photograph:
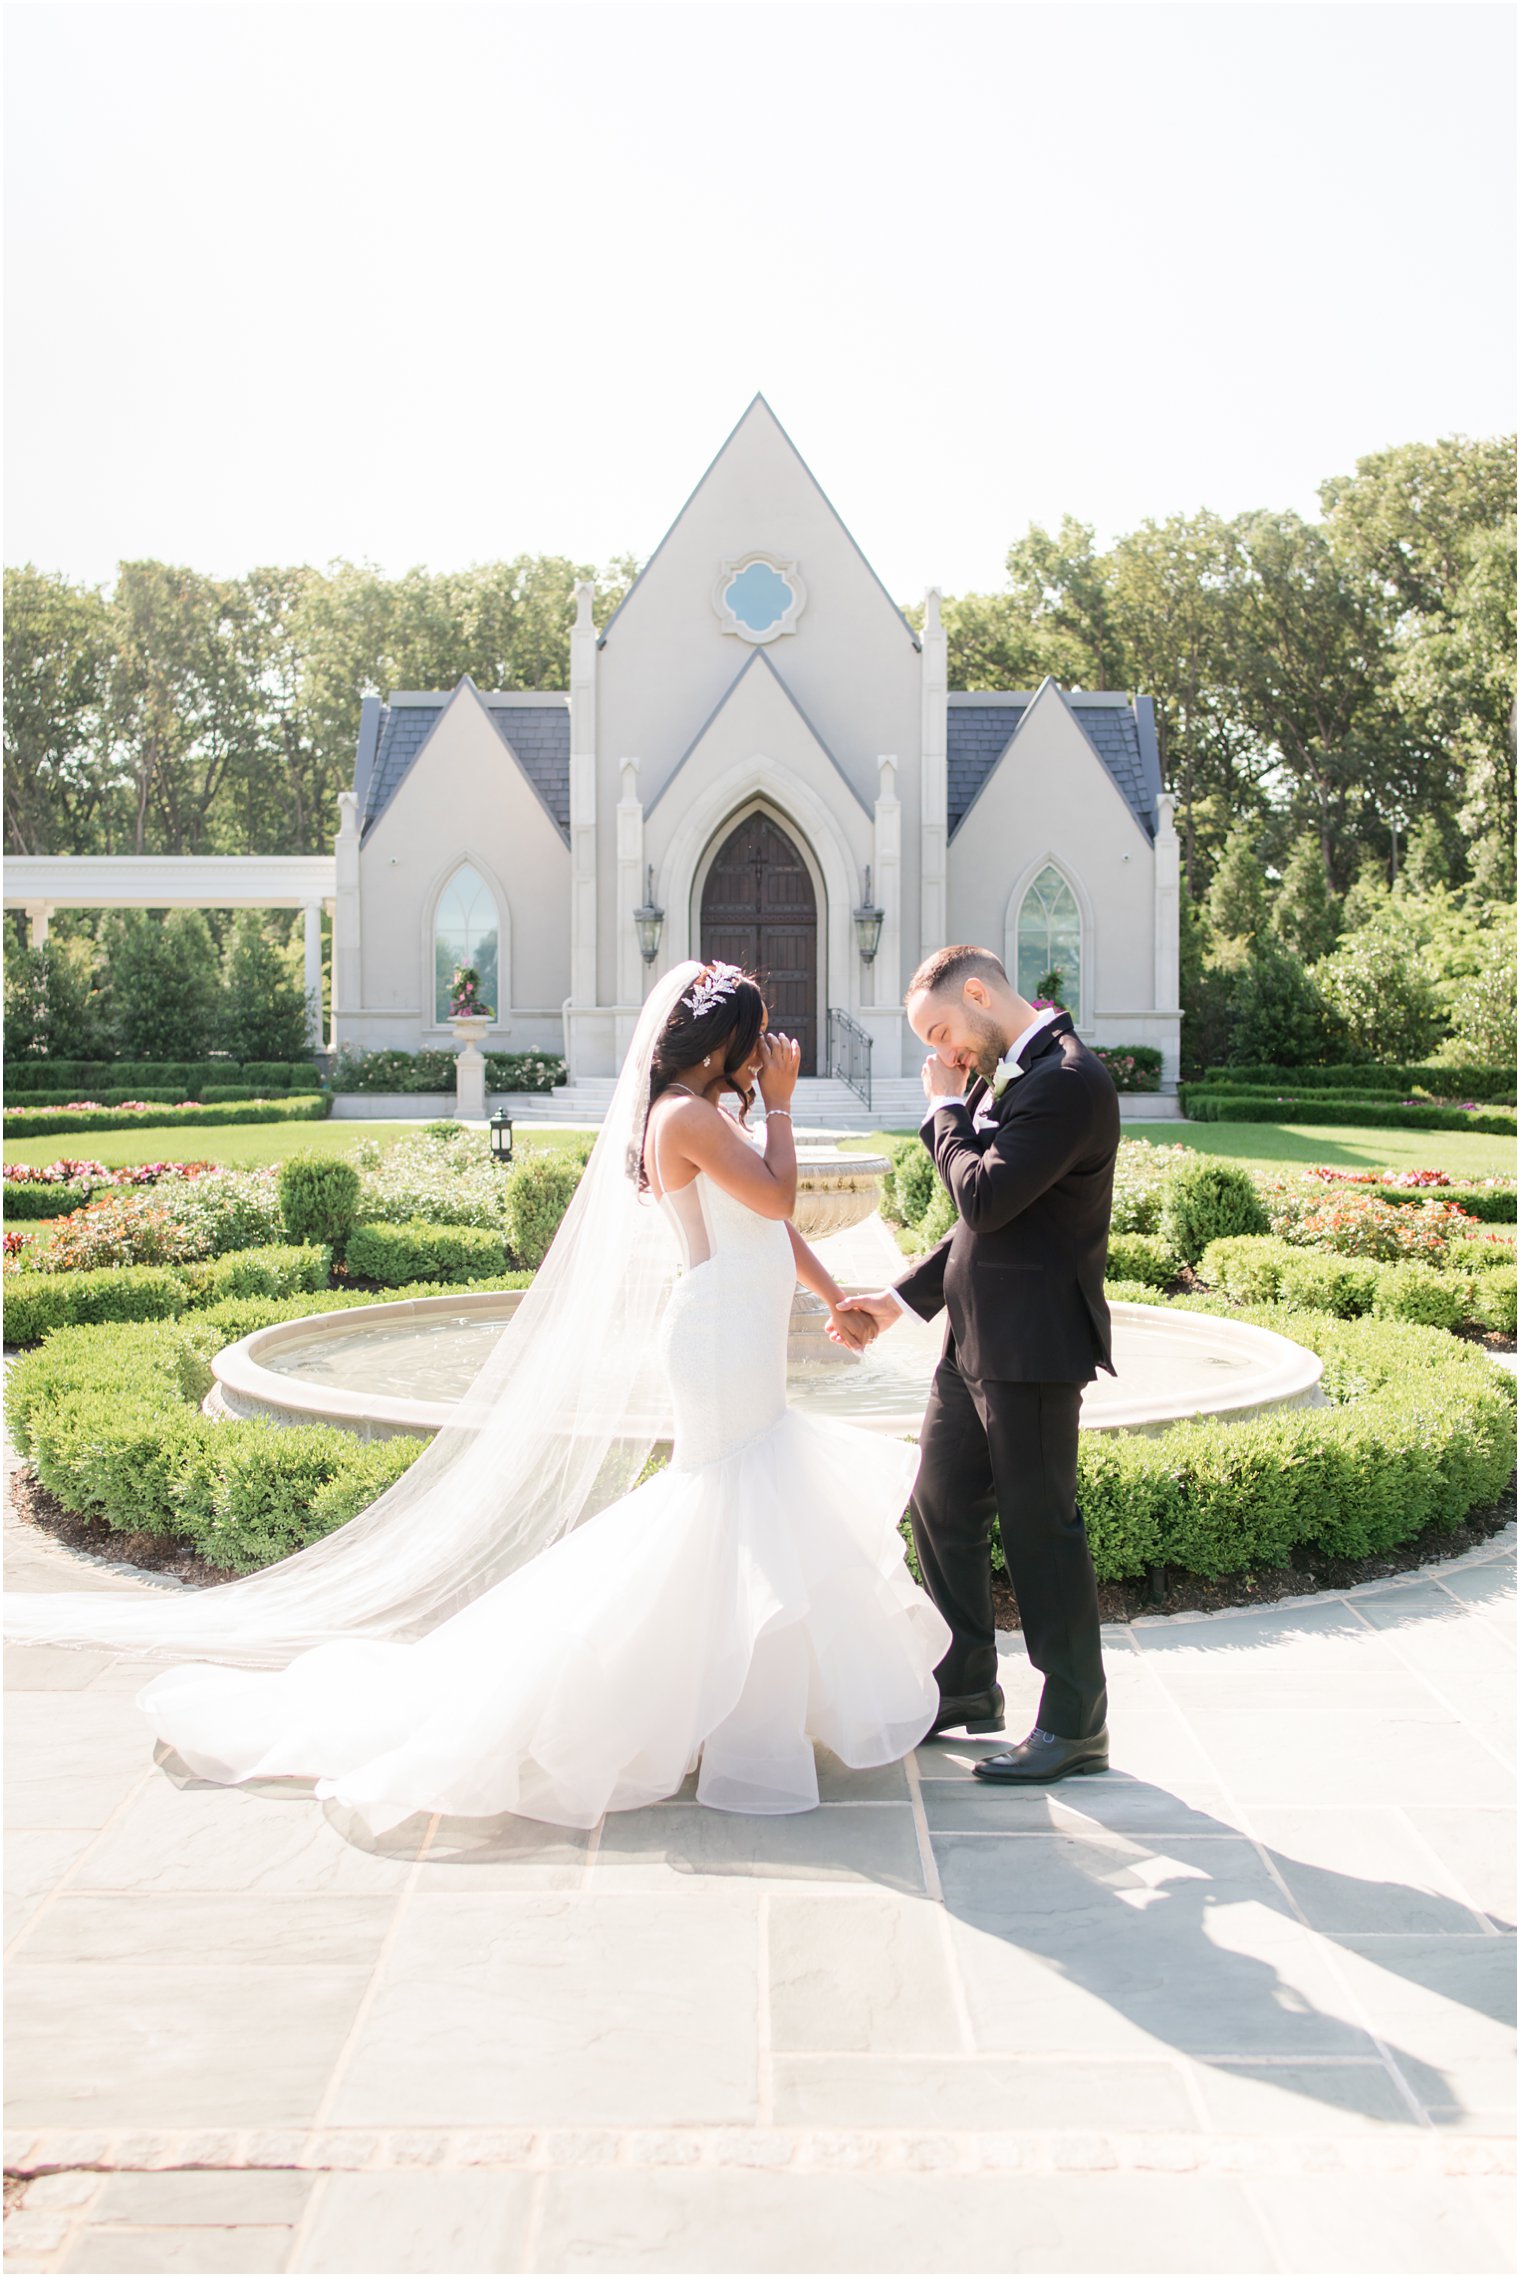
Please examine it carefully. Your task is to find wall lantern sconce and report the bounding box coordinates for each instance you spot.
[633,865,665,965]
[489,1108,515,1167]
[852,867,885,964]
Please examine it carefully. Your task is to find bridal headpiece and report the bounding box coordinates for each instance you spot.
[682,961,745,1017]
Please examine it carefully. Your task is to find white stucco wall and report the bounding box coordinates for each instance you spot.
[593,398,925,1013]
[345,687,570,1056]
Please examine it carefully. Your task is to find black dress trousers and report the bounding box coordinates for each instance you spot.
[909,1346,1108,1742]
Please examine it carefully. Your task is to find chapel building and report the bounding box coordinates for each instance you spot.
[333,397,1181,1092]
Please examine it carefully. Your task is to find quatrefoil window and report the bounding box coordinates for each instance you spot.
[713,554,806,643]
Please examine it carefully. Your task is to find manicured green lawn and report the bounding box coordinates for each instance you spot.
[3,1120,421,1171]
[2,1118,591,1173]
[853,1121,1516,1181]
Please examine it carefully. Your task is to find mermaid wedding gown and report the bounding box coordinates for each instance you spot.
[139,1143,951,1827]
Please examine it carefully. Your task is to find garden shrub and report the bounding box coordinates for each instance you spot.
[874,1137,919,1227]
[1470,1267,1517,1338]
[1103,1232,1178,1288]
[344,1219,507,1285]
[3,1097,332,1140]
[1369,1263,1468,1332]
[1091,1047,1162,1094]
[2,1265,190,1346]
[1180,1090,1516,1136]
[1159,1158,1269,1263]
[179,1243,332,1307]
[352,1126,507,1230]
[1266,1189,1477,1265]
[919,1182,957,1245]
[1274,1251,1381,1319]
[9,1292,1511,1583]
[279,1152,362,1249]
[1206,1062,1516,1104]
[502,1153,584,1269]
[892,1146,938,1229]
[1445,1233,1518,1275]
[2,1180,93,1220]
[1109,1141,1191,1235]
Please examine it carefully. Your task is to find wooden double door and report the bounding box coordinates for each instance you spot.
[699,811,820,1073]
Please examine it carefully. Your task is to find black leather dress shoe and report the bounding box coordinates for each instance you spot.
[925,1684,1005,1738]
[971,1726,1109,1782]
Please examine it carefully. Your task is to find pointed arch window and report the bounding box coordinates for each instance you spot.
[1016,865,1082,1020]
[433,864,499,1021]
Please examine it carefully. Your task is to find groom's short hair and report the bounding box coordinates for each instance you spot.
[906,945,1007,1001]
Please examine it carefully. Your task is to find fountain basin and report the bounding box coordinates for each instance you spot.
[208,1289,1324,1444]
[789,1149,890,1241]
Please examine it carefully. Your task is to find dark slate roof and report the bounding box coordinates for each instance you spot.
[947,691,1161,839]
[358,690,571,842]
[487,704,571,833]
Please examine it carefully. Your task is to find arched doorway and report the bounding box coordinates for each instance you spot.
[700,810,820,1072]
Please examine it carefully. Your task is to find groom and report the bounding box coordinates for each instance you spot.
[840,945,1119,1783]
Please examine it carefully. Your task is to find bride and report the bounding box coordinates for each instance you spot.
[6,960,949,1826]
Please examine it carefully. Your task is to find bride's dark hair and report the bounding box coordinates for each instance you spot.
[632,964,768,1188]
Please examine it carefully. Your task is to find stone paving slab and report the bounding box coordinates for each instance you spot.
[4,1437,1514,2270]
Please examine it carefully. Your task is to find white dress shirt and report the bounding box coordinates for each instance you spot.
[887,1007,1062,1317]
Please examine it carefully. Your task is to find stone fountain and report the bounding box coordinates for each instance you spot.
[207,1143,1325,1445]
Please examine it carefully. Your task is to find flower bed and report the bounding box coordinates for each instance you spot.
[328,1048,566,1095]
[8,1290,1511,1582]
[1092,1047,1162,1094]
[3,1097,332,1140]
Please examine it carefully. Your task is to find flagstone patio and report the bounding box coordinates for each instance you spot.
[4,1474,1514,2274]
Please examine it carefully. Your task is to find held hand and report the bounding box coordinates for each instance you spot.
[826,1305,876,1352]
[758,1030,802,1108]
[834,1291,904,1338]
[921,1053,968,1103]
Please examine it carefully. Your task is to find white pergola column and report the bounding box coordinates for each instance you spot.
[302,902,324,1048]
[1153,792,1181,1089]
[918,588,948,959]
[24,902,54,948]
[566,580,599,1075]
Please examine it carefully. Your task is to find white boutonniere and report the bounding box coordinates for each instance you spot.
[990,1059,1021,1100]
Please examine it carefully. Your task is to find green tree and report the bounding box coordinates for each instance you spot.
[1204,822,1269,946]
[1228,939,1340,1067]
[3,567,114,855]
[1272,830,1342,963]
[1003,518,1121,689]
[218,911,311,1062]
[100,909,222,1060]
[1401,815,1452,895]
[1312,930,1445,1062]
[1108,512,1256,895]
[1445,928,1517,1064]
[2,935,106,1061]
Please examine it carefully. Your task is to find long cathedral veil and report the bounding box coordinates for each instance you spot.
[3,961,702,1666]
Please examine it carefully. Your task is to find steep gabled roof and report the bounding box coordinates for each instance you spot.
[647,647,872,818]
[358,681,571,844]
[597,393,921,654]
[946,685,1162,839]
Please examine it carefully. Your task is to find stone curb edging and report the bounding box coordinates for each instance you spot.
[4,2126,1514,2183]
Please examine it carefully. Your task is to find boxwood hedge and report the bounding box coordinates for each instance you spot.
[1180,1090,1516,1137]
[3,1097,333,1141]
[7,1285,1512,1584]
[1203,1063,1515,1104]
[343,1219,508,1284]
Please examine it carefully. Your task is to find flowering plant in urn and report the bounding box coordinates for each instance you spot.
[448,966,494,1021]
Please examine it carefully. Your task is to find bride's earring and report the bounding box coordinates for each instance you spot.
[703,1054,712,1066]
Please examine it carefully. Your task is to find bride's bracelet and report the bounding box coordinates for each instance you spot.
[763,1107,793,1121]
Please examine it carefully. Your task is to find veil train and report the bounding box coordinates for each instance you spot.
[3,963,701,1667]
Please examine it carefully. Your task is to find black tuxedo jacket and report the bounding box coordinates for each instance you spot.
[894,1014,1120,1384]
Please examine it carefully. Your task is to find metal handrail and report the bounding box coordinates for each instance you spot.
[826,1006,872,1112]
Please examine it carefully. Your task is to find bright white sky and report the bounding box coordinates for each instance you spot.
[5,0,1514,602]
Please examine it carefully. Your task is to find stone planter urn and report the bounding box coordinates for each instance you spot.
[447,1014,493,1119]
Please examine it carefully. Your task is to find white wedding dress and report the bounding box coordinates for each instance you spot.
[138,1119,951,1826]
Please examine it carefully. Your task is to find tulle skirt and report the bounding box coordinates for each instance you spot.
[139,1409,949,1826]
